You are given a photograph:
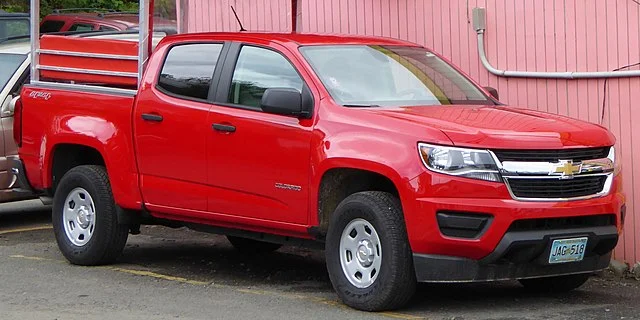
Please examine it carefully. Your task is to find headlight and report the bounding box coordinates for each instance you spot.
[607,145,621,175]
[418,143,502,182]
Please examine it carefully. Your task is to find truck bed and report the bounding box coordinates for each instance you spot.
[19,86,142,209]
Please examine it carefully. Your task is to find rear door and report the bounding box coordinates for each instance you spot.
[206,42,315,225]
[134,42,228,213]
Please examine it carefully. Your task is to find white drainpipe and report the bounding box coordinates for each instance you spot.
[472,8,640,79]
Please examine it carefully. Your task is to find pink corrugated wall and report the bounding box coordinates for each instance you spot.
[181,0,292,32]
[184,0,640,264]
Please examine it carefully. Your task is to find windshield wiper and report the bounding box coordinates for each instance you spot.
[0,34,30,43]
[342,104,382,108]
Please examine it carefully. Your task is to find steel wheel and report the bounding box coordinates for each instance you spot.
[339,218,382,288]
[62,187,96,247]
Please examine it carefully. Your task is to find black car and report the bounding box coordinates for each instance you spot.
[0,10,30,39]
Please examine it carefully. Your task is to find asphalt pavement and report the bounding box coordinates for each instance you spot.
[1,200,639,320]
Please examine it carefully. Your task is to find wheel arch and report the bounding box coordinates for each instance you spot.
[41,129,143,210]
[47,142,107,193]
[313,159,408,235]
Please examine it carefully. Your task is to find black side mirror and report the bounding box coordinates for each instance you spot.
[484,86,499,100]
[260,88,303,117]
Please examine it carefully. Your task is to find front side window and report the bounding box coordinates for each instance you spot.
[228,46,303,109]
[300,45,490,107]
[0,53,27,91]
[157,43,223,100]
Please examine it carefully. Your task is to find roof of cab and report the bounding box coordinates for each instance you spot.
[161,32,418,47]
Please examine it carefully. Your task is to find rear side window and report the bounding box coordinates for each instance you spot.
[99,25,118,31]
[40,20,65,33]
[157,43,223,100]
[68,23,94,31]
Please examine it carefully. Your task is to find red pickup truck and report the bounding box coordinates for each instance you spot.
[14,32,625,311]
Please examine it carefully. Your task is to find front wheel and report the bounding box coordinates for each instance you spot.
[325,191,416,311]
[52,165,129,266]
[518,273,591,293]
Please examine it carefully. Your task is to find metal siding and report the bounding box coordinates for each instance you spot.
[184,0,639,264]
[184,0,292,32]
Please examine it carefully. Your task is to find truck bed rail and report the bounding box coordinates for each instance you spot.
[38,35,139,88]
[29,0,153,96]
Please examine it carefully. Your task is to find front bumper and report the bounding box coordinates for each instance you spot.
[402,170,624,282]
[0,157,37,203]
[403,172,625,260]
[413,225,617,282]
[9,157,36,194]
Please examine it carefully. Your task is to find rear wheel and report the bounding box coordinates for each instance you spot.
[518,273,591,293]
[52,165,129,266]
[226,236,282,254]
[325,191,416,311]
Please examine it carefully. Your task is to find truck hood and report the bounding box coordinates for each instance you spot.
[364,105,615,149]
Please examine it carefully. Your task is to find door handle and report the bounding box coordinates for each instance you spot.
[141,113,163,122]
[212,123,236,133]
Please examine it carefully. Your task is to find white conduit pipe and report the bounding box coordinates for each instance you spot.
[473,8,640,79]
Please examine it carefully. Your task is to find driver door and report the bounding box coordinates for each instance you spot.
[206,43,314,225]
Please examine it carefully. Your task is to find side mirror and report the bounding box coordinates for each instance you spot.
[260,88,303,117]
[1,95,17,117]
[484,86,499,100]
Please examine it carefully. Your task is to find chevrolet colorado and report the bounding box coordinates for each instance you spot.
[14,32,626,311]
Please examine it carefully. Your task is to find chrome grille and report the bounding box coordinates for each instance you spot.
[492,147,615,201]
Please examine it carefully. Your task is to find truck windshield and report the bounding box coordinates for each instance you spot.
[300,45,491,107]
[0,53,26,91]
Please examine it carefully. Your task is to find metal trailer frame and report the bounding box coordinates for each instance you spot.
[29,0,156,96]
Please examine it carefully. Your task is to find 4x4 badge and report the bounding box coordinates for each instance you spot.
[551,160,582,179]
[275,183,302,192]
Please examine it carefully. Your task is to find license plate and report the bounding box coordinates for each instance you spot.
[549,237,588,264]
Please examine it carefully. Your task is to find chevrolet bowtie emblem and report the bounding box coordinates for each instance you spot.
[552,160,582,179]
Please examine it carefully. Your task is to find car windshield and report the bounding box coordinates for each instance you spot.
[300,45,491,107]
[0,53,26,91]
[0,18,30,38]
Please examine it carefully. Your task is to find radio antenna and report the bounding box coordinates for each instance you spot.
[231,6,246,32]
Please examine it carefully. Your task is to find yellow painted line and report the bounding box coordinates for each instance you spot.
[0,225,53,235]
[9,254,424,319]
[237,288,268,295]
[9,254,52,261]
[379,312,426,320]
[107,267,210,286]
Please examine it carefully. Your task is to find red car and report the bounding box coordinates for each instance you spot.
[40,10,176,34]
[14,32,625,311]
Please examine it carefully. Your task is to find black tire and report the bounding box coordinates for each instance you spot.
[52,165,129,266]
[518,273,591,293]
[325,191,416,311]
[227,236,282,254]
